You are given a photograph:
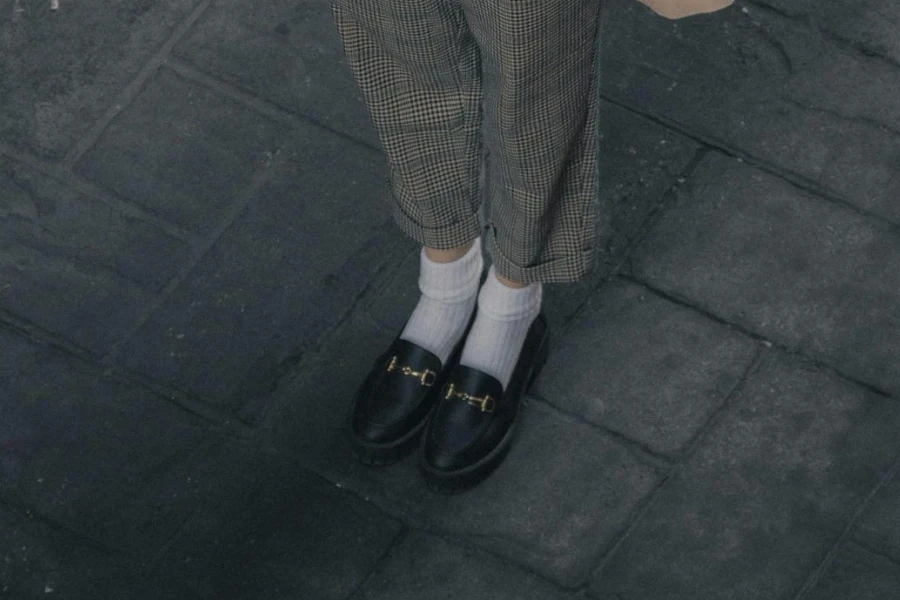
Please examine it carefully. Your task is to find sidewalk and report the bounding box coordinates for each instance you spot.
[2,0,899,598]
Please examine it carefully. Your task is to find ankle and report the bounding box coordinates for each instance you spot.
[424,240,476,264]
[494,271,527,289]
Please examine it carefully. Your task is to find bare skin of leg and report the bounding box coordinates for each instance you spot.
[425,242,527,289]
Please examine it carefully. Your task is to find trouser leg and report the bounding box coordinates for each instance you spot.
[331,0,604,283]
[463,0,603,283]
[331,0,484,251]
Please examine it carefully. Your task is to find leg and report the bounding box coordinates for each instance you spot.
[332,0,488,367]
[336,0,490,466]
[419,0,603,490]
[464,0,604,284]
[458,0,604,388]
[331,0,484,250]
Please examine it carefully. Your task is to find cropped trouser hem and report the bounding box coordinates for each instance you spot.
[485,225,598,284]
[388,186,484,252]
[390,206,598,284]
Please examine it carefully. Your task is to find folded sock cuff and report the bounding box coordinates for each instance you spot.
[476,264,543,321]
[418,237,484,303]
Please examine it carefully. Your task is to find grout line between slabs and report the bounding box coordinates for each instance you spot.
[61,0,214,171]
[0,141,194,245]
[256,441,584,594]
[428,527,587,594]
[526,394,675,471]
[0,307,95,364]
[598,93,900,240]
[104,365,257,438]
[96,139,288,368]
[619,274,895,400]
[552,145,712,345]
[793,452,900,600]
[0,308,253,436]
[344,526,411,600]
[588,344,773,586]
[0,496,121,558]
[845,538,900,573]
[743,0,900,71]
[165,57,382,155]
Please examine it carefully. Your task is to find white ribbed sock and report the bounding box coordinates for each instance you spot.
[399,237,484,366]
[459,264,542,390]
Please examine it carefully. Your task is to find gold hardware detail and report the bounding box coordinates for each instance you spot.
[444,383,495,413]
[385,355,436,387]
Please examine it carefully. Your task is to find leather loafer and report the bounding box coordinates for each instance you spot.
[348,310,477,466]
[418,312,549,492]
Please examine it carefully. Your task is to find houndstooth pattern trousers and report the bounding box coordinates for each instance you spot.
[331,0,604,283]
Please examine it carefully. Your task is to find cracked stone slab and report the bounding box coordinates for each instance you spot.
[116,125,401,419]
[750,0,900,65]
[603,0,900,224]
[0,157,190,356]
[534,277,759,457]
[852,465,900,564]
[631,152,900,396]
[804,542,900,600]
[0,0,202,160]
[75,67,288,235]
[355,531,575,600]
[150,438,402,600]
[266,310,665,587]
[173,0,379,148]
[591,350,900,599]
[0,505,189,600]
[0,328,210,563]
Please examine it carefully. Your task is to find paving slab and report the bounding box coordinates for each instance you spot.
[116,123,403,419]
[173,0,379,148]
[591,350,900,600]
[75,66,288,235]
[0,328,211,562]
[852,466,900,564]
[0,505,190,600]
[752,0,900,65]
[804,542,900,600]
[150,438,402,600]
[630,152,900,396]
[265,310,665,587]
[596,101,700,260]
[0,0,202,160]
[534,277,759,457]
[603,0,900,223]
[355,531,575,600]
[0,156,190,356]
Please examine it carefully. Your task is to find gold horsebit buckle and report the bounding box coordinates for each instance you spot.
[384,356,495,412]
[443,383,495,413]
[385,355,436,387]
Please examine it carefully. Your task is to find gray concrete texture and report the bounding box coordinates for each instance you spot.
[1,0,899,598]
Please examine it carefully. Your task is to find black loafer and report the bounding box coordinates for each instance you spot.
[348,310,477,466]
[418,312,549,492]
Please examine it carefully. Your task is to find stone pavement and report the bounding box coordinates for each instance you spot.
[2,0,899,597]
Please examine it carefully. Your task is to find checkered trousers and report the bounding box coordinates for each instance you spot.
[331,0,604,283]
